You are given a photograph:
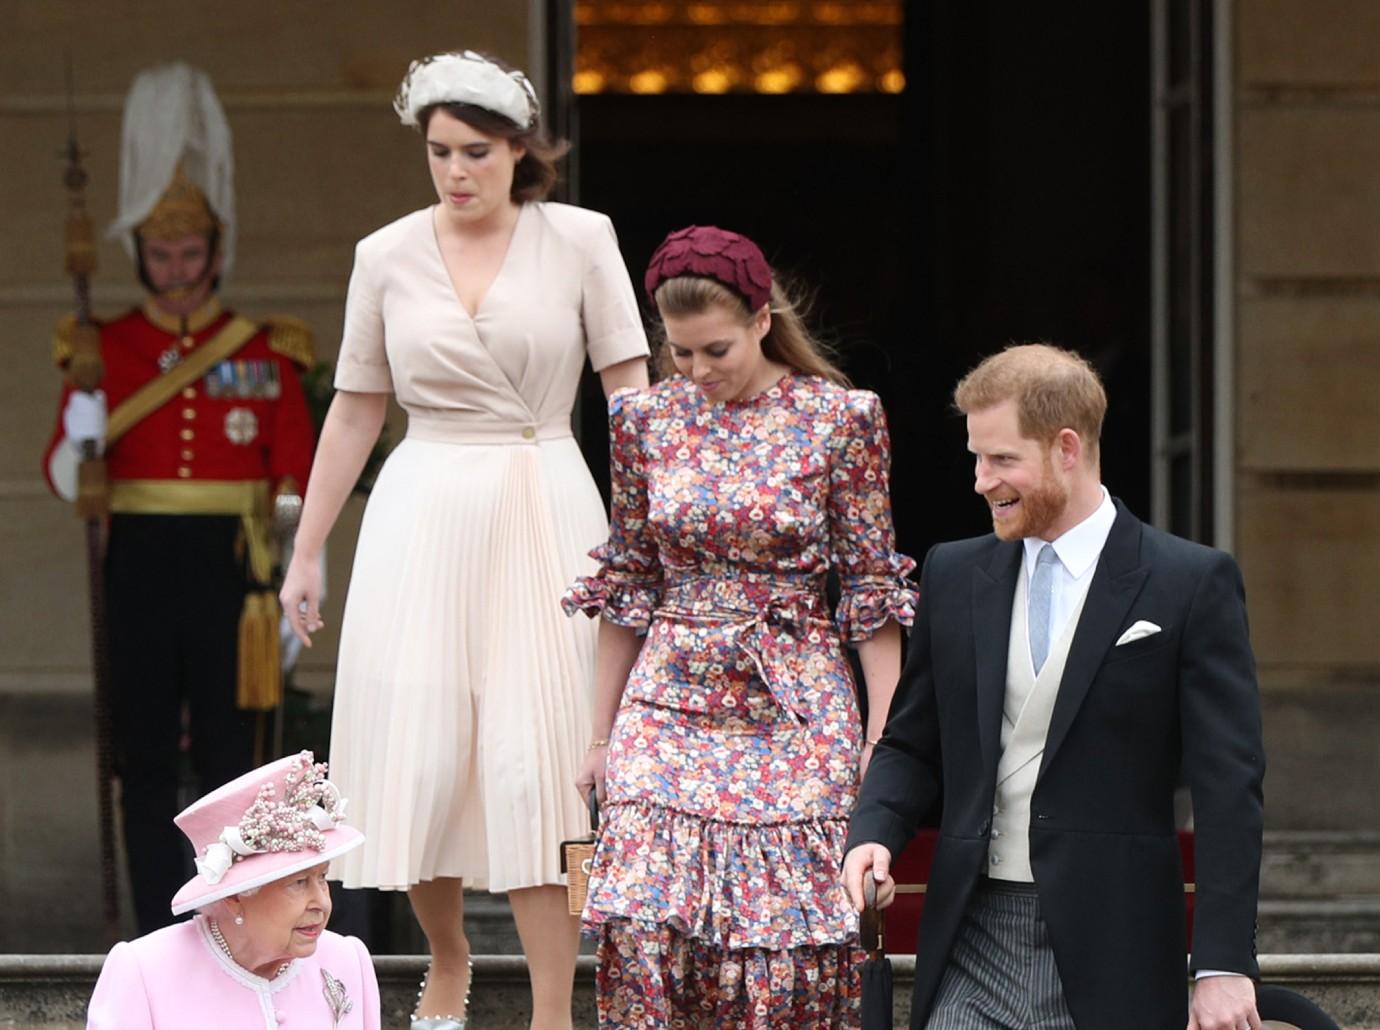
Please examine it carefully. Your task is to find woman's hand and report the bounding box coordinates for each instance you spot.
[272,390,389,649]
[279,552,325,647]
[575,744,609,805]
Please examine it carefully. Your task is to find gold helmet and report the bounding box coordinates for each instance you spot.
[138,163,220,243]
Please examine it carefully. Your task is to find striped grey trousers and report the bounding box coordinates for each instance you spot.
[926,879,1076,1030]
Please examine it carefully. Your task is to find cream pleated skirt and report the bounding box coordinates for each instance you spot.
[328,431,602,892]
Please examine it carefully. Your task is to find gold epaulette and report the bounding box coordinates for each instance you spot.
[52,313,78,368]
[264,314,316,369]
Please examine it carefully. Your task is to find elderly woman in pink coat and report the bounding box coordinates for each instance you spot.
[87,752,380,1029]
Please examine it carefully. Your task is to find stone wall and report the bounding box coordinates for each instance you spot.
[1235,0,1380,829]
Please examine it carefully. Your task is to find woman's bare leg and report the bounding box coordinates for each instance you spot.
[508,884,580,1030]
[409,877,472,1018]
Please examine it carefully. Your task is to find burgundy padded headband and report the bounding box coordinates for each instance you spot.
[644,225,773,313]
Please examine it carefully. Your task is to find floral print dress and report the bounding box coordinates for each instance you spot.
[563,372,916,1029]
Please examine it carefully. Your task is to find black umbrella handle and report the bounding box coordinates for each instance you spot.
[861,876,884,958]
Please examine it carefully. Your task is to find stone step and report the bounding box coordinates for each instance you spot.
[461,890,1380,963]
[1261,899,1380,954]
[3,954,1379,1029]
[1255,832,1380,953]
[1262,832,1380,899]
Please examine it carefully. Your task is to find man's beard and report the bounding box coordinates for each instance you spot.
[991,455,1070,541]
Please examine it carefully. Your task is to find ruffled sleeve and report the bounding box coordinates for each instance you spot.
[561,388,663,630]
[827,390,918,641]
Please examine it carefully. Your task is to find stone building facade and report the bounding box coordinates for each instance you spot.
[1,0,1375,952]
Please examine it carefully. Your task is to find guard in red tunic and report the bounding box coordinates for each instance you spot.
[41,63,316,935]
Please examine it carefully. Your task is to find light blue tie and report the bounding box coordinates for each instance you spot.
[1028,544,1060,675]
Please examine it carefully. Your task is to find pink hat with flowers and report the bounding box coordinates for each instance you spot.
[170,751,363,916]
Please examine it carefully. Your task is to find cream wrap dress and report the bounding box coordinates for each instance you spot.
[328,202,649,891]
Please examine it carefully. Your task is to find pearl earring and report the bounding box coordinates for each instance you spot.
[234,915,244,926]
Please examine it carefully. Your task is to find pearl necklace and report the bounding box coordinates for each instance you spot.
[208,918,291,980]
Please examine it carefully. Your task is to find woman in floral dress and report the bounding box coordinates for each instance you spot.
[563,225,917,1027]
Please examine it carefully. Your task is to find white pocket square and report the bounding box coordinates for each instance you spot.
[1115,620,1162,646]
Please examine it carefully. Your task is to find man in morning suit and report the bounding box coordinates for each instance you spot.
[843,344,1264,1030]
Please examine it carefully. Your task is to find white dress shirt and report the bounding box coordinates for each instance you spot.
[1020,488,1238,983]
[1021,487,1116,662]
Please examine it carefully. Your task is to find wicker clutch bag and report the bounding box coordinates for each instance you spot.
[559,792,601,917]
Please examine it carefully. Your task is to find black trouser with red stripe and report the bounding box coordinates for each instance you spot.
[105,513,257,934]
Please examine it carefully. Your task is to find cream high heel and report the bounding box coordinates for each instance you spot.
[409,957,472,1030]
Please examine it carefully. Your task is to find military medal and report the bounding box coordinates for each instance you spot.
[158,347,181,373]
[205,360,234,398]
[224,406,259,445]
[235,360,252,398]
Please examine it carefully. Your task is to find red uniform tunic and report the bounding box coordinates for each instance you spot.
[43,299,313,496]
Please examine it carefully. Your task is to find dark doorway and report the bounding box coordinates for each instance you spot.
[575,1,1152,554]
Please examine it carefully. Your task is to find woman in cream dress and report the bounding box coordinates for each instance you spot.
[280,52,648,1029]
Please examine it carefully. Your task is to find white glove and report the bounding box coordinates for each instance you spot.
[63,389,107,452]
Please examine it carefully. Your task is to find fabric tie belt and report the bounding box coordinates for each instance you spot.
[405,411,573,445]
[656,572,831,723]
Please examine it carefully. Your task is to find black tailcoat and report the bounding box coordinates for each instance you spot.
[847,501,1264,1029]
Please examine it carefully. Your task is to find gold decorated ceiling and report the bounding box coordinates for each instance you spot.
[574,1,904,95]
